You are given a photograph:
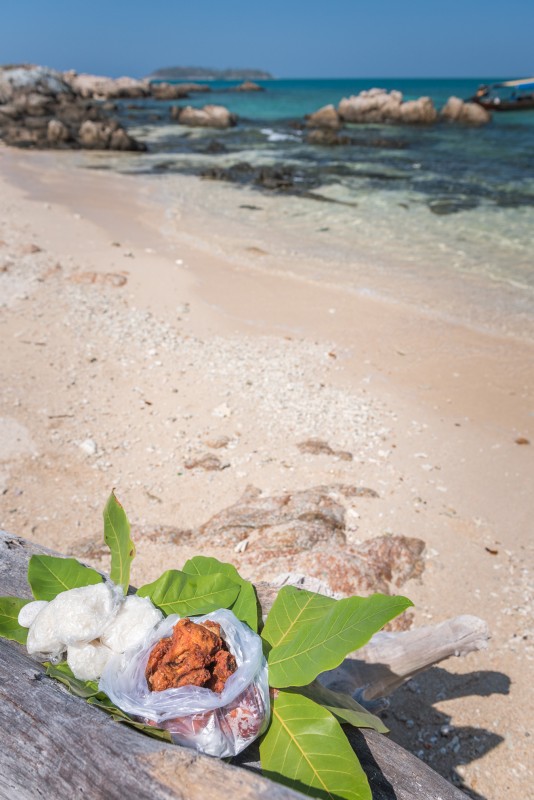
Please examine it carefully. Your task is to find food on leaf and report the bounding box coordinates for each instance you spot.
[145,617,237,693]
[101,595,163,653]
[67,640,114,680]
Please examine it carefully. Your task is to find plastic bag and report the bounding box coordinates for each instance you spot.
[100,608,270,757]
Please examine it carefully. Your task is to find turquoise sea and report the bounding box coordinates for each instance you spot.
[89,78,534,340]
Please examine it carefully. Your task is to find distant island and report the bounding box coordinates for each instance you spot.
[148,66,273,81]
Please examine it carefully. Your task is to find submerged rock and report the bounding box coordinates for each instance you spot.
[440,96,491,126]
[306,128,351,146]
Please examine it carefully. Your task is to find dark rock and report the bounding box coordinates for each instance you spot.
[201,139,228,154]
[307,128,351,146]
[255,166,296,190]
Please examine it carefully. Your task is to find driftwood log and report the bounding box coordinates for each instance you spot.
[0,531,484,800]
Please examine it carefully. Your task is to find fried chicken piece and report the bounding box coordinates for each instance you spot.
[146,617,238,693]
[206,649,238,693]
[200,620,222,637]
[145,637,172,683]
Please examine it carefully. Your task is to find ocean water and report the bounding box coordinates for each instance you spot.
[84,78,534,340]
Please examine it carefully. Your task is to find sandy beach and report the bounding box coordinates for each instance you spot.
[0,144,532,799]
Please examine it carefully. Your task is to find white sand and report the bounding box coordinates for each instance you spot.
[0,145,532,799]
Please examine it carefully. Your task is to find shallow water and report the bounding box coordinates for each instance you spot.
[80,78,534,340]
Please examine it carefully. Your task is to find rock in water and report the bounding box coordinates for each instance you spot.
[234,81,264,92]
[440,96,491,126]
[306,104,341,129]
[338,88,437,124]
[172,104,237,128]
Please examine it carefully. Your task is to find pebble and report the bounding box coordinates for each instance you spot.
[79,438,97,456]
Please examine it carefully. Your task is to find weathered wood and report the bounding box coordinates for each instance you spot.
[0,531,468,799]
[320,616,490,701]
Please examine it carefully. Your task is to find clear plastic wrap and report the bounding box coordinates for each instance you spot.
[100,608,270,757]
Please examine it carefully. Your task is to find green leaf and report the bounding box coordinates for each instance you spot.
[268,593,413,688]
[297,681,388,734]
[182,555,259,631]
[137,570,240,616]
[261,586,336,652]
[0,597,31,644]
[86,695,172,742]
[260,690,371,800]
[45,662,101,698]
[27,555,102,601]
[103,490,136,592]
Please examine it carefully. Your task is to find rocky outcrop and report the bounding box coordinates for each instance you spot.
[150,81,210,100]
[338,88,437,125]
[234,81,264,92]
[306,104,341,129]
[398,96,437,124]
[148,483,424,614]
[0,66,146,150]
[63,71,150,99]
[440,96,491,126]
[170,104,237,128]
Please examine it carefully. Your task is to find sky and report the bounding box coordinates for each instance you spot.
[1,0,533,79]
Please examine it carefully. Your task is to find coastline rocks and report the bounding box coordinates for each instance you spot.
[338,88,437,124]
[234,81,264,92]
[398,96,437,124]
[171,104,237,128]
[441,96,491,126]
[151,82,192,100]
[306,104,341,129]
[0,65,146,151]
[47,119,70,144]
[78,119,142,150]
[63,71,150,99]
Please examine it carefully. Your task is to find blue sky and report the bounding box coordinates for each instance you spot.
[2,0,532,79]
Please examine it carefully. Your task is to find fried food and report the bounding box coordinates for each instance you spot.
[146,617,237,693]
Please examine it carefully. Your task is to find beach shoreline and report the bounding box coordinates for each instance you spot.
[0,145,532,799]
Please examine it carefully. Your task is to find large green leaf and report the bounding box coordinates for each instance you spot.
[27,555,103,601]
[260,690,371,800]
[268,593,413,688]
[103,491,136,592]
[137,570,240,616]
[45,662,101,698]
[182,555,259,631]
[261,586,336,651]
[298,682,388,734]
[0,597,31,644]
